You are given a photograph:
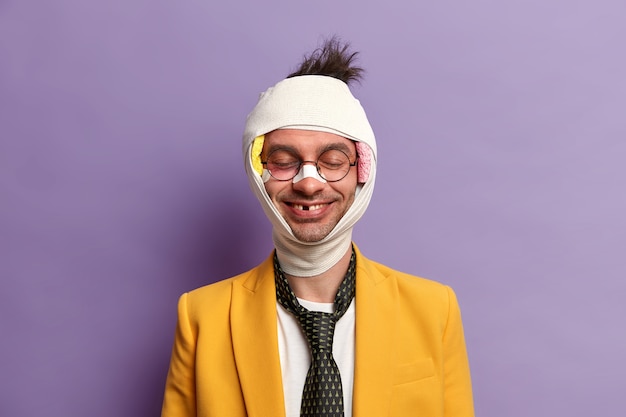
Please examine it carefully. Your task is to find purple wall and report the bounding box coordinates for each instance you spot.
[1,1,625,416]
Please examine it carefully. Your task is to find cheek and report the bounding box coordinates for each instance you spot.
[263,182,275,198]
[263,181,282,202]
[341,173,359,196]
[333,182,358,206]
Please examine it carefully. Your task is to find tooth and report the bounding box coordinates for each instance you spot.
[292,203,326,211]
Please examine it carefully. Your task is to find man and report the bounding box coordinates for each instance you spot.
[161,38,474,417]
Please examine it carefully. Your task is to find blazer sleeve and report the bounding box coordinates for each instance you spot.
[443,286,475,417]
[161,293,197,417]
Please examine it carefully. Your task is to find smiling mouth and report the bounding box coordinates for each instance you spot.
[290,203,328,211]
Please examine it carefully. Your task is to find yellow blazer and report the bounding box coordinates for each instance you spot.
[162,246,474,417]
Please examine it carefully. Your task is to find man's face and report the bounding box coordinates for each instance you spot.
[261,129,358,243]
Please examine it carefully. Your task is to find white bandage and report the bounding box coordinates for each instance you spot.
[243,75,377,276]
[292,164,327,184]
[243,76,376,157]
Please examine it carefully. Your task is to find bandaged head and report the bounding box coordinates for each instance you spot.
[243,75,377,276]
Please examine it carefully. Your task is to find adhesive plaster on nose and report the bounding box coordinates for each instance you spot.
[292,164,327,184]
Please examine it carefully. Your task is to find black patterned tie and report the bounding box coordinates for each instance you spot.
[274,249,356,417]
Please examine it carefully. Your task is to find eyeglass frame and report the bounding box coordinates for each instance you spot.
[260,148,359,182]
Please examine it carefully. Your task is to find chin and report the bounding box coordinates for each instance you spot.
[291,226,334,243]
[292,232,328,243]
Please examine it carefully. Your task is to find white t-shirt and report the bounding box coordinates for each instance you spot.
[277,298,356,417]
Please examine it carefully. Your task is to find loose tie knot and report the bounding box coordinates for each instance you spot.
[298,311,336,353]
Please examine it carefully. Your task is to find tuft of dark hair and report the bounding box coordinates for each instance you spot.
[287,36,364,86]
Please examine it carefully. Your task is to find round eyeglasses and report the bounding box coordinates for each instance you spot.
[261,148,358,182]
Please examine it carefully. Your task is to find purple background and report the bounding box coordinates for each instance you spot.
[1,1,625,416]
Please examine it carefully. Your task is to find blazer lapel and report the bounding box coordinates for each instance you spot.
[352,249,398,417]
[231,255,286,417]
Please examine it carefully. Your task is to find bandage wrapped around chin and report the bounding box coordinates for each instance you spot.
[243,75,377,277]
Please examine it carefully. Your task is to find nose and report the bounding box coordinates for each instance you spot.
[292,163,326,194]
[292,163,327,184]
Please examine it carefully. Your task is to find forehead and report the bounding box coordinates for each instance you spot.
[264,129,356,153]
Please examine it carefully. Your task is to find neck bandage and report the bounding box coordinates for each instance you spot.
[243,75,377,276]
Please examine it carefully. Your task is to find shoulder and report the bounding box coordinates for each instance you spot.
[357,254,459,312]
[374,257,451,288]
[357,256,465,342]
[181,254,273,317]
[358,252,451,291]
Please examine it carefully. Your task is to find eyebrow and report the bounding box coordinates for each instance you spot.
[320,142,356,157]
